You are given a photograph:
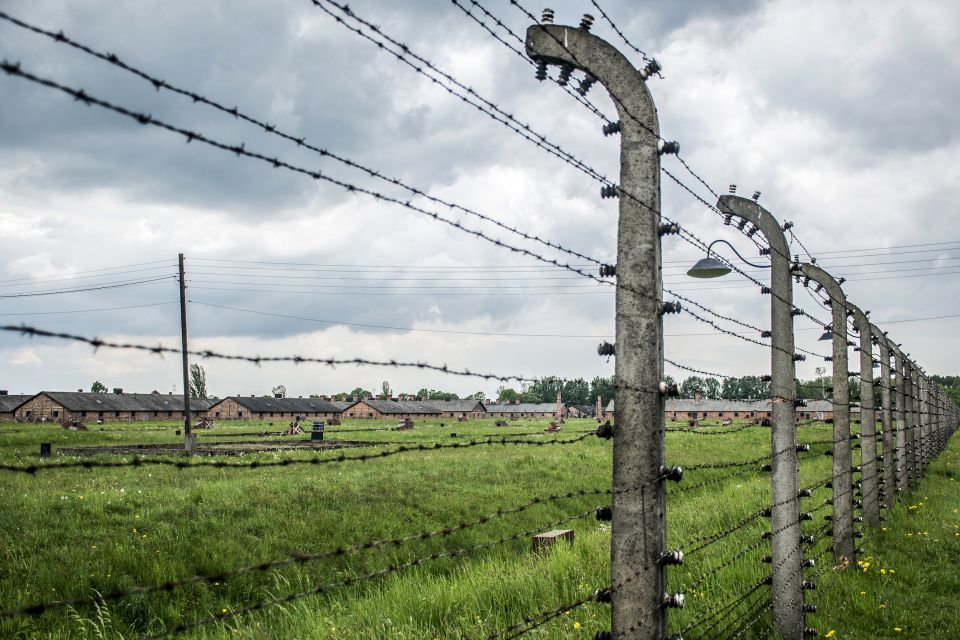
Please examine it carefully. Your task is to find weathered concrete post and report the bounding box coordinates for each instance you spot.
[847,304,878,524]
[871,325,894,505]
[907,363,919,487]
[526,17,668,639]
[718,195,803,639]
[919,373,929,476]
[891,345,908,493]
[795,263,854,562]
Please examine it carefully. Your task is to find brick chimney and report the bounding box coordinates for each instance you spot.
[695,392,702,403]
[113,388,123,395]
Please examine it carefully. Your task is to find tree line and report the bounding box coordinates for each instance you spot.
[90,366,959,407]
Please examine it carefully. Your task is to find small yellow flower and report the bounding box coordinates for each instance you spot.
[221,608,228,614]
[860,591,866,595]
[879,604,886,609]
[894,628,902,632]
[825,631,836,638]
[573,622,582,630]
[881,569,887,575]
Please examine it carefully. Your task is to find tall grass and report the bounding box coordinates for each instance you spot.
[0,418,954,638]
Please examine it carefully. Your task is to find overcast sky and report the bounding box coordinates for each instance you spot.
[1,0,958,399]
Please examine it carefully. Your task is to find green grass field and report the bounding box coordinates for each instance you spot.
[0,417,955,639]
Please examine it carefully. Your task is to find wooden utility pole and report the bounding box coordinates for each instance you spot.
[178,253,195,453]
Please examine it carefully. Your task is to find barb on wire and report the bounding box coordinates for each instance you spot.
[0,432,598,475]
[5,11,612,270]
[669,465,760,495]
[2,486,611,619]
[140,506,599,639]
[665,423,757,436]
[450,0,613,123]
[587,0,649,61]
[311,0,615,186]
[664,357,738,380]
[487,588,603,640]
[0,323,536,383]
[0,52,799,353]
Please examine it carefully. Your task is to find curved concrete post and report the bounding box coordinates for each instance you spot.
[718,195,803,639]
[526,23,665,639]
[908,363,919,486]
[848,304,878,524]
[919,373,929,476]
[890,344,908,493]
[795,263,855,562]
[871,325,894,505]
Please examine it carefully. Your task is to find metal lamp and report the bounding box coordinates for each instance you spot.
[687,238,769,278]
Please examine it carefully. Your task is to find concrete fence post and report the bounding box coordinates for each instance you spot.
[891,345,908,494]
[848,304,878,524]
[909,364,919,487]
[525,18,667,639]
[718,195,803,639]
[871,326,894,507]
[795,263,854,563]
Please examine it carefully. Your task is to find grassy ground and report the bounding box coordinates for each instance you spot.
[0,417,954,639]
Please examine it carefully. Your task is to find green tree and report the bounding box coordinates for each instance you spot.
[703,377,721,400]
[589,376,616,407]
[189,363,208,399]
[679,376,707,399]
[496,386,520,403]
[381,380,392,399]
[526,376,564,403]
[90,381,107,394]
[562,377,590,405]
[466,391,486,401]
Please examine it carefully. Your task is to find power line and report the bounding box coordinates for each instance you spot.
[0,260,174,286]
[188,285,612,296]
[0,275,176,298]
[189,299,613,339]
[0,301,178,316]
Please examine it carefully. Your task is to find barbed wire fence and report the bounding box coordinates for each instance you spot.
[0,5,957,640]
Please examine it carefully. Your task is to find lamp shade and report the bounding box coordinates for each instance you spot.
[687,256,731,279]
[818,329,833,342]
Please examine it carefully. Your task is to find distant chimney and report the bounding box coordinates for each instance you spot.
[419,395,427,401]
[274,393,283,399]
[113,388,123,395]
[78,389,83,393]
[0,390,7,396]
[695,392,702,403]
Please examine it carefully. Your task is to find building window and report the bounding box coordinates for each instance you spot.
[114,412,120,417]
[238,411,244,417]
[81,412,87,418]
[734,413,739,417]
[216,411,221,417]
[53,410,60,418]
[701,413,707,418]
[98,412,104,418]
